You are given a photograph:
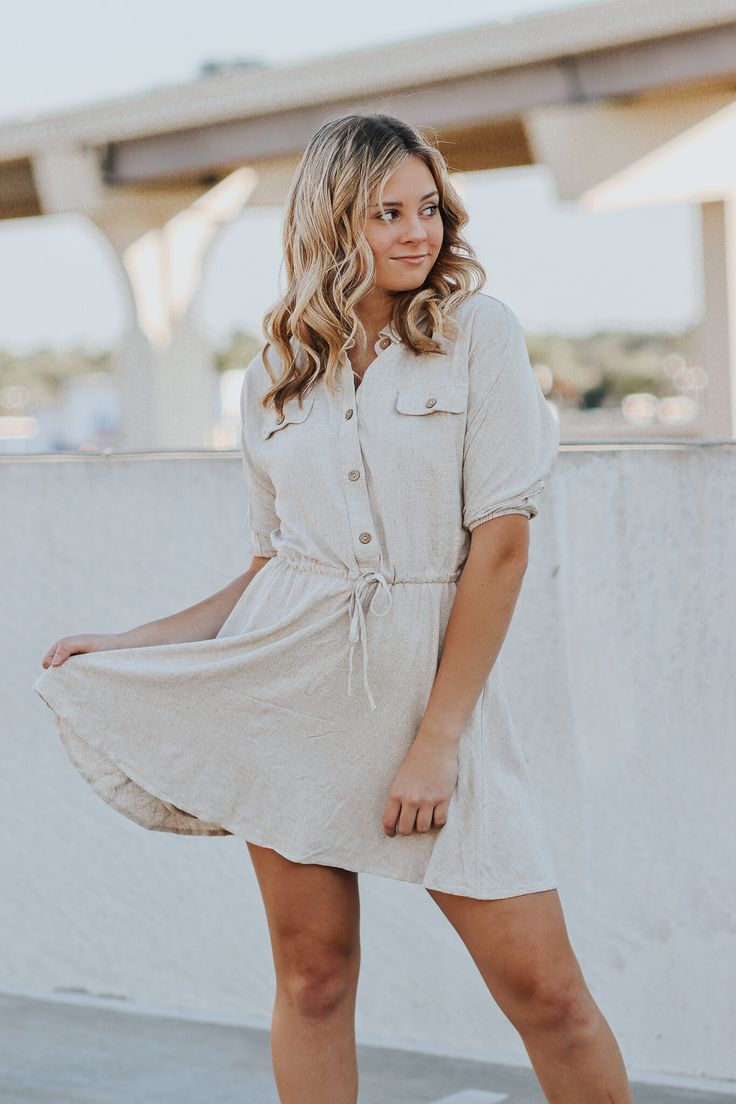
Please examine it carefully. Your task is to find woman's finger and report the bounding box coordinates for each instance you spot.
[41,639,67,667]
[432,801,449,829]
[414,803,434,833]
[41,642,60,667]
[397,800,418,836]
[382,794,401,837]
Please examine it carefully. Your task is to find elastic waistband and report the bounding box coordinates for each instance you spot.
[273,551,460,713]
[275,550,461,585]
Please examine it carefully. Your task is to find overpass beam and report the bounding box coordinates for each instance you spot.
[523,94,736,437]
[522,91,736,201]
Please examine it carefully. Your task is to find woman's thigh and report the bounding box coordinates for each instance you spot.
[247,842,361,980]
[425,887,591,1029]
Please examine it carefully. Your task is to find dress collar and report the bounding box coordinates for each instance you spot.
[378,323,402,346]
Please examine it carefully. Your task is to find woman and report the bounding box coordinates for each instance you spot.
[33,113,632,1102]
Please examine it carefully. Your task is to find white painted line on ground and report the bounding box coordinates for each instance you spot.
[430,1092,509,1104]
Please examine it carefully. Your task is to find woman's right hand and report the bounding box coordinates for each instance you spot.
[41,633,125,670]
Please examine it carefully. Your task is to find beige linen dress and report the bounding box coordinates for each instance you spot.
[32,291,561,899]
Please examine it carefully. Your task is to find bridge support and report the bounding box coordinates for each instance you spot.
[32,147,259,449]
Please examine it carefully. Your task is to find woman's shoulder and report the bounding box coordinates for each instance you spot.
[243,343,283,379]
[450,293,533,402]
[239,345,286,427]
[241,343,287,397]
[451,290,514,338]
[443,292,517,371]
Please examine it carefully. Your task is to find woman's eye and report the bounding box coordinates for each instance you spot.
[378,203,439,223]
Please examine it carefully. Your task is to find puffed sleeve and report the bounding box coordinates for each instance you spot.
[462,298,560,530]
[240,356,280,558]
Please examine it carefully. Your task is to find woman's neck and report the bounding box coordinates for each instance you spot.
[354,288,394,341]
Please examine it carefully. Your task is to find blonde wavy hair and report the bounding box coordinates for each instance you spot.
[260,112,486,416]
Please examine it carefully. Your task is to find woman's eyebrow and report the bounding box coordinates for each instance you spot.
[371,189,439,208]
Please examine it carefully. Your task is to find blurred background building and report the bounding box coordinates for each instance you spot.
[1,0,735,454]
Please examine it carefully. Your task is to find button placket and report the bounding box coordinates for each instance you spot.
[338,369,381,573]
[337,336,399,708]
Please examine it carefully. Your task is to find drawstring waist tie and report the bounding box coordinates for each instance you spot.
[347,570,393,711]
[272,552,461,711]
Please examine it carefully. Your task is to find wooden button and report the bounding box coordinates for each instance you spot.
[359,532,372,544]
[348,470,361,481]
[425,398,437,408]
[379,337,391,349]
[345,408,354,419]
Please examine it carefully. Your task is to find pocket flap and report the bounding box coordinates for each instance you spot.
[262,395,315,439]
[395,384,467,416]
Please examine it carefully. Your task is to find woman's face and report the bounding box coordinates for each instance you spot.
[363,155,444,292]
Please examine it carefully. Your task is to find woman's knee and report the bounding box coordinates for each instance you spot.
[246,846,361,1017]
[506,968,601,1047]
[276,935,361,1019]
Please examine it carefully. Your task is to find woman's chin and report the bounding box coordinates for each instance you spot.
[378,273,430,292]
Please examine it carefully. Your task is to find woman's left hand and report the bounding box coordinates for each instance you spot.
[382,727,460,837]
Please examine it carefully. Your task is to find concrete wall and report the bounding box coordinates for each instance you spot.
[3,445,735,1088]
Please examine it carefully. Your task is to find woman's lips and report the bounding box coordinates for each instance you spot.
[392,255,429,265]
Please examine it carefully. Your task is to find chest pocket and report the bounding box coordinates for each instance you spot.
[262,395,315,440]
[392,383,468,491]
[395,383,467,417]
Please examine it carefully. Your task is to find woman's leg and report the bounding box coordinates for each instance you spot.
[426,886,632,1104]
[247,842,361,1104]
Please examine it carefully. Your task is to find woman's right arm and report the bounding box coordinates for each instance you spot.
[41,555,272,669]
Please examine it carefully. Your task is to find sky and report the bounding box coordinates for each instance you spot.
[0,0,702,352]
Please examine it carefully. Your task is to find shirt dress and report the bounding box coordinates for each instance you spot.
[32,291,561,900]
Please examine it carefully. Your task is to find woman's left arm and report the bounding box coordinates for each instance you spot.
[383,297,559,838]
[382,514,529,837]
[420,514,529,742]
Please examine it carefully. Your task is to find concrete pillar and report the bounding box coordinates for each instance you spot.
[31,147,258,450]
[94,168,259,450]
[699,199,736,438]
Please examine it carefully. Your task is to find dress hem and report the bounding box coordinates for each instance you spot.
[34,680,559,903]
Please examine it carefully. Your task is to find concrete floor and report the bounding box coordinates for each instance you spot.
[1,993,734,1104]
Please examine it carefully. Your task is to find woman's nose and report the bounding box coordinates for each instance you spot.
[400,217,428,242]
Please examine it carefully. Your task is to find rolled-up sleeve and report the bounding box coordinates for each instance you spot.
[462,299,560,531]
[240,359,280,558]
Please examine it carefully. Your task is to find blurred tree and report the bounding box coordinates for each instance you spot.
[0,323,698,416]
